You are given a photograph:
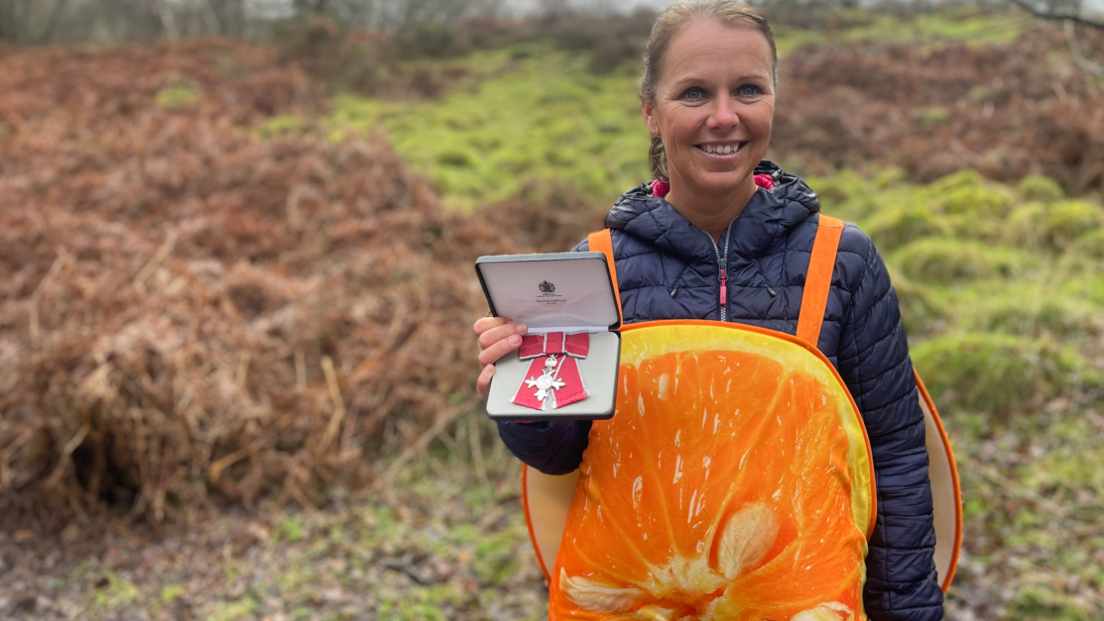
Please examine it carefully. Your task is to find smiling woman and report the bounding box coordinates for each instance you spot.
[474,2,948,620]
[642,17,776,240]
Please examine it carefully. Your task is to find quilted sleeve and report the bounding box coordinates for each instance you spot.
[492,236,593,476]
[836,227,944,621]
[496,420,591,475]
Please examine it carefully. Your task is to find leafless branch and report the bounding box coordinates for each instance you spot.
[1065,18,1104,77]
[1006,0,1104,29]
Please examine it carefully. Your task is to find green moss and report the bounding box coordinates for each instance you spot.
[258,114,310,138]
[278,514,305,542]
[472,530,523,587]
[918,106,948,128]
[892,238,1036,283]
[770,9,1025,56]
[90,572,141,612]
[1044,200,1104,249]
[911,333,1086,416]
[1072,228,1104,260]
[377,583,473,621]
[156,83,201,109]
[807,170,880,222]
[1010,584,1094,621]
[928,168,987,193]
[872,166,909,189]
[1022,424,1104,498]
[938,180,1014,218]
[209,597,258,621]
[961,293,1103,339]
[1005,202,1051,249]
[159,584,185,604]
[1007,200,1104,251]
[324,50,654,209]
[864,201,951,251]
[887,268,946,337]
[1060,273,1104,305]
[1017,173,1065,202]
[839,9,1026,47]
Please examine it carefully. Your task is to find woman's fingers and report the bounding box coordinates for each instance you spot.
[476,364,495,397]
[473,316,526,392]
[473,316,509,336]
[478,331,524,367]
[477,321,527,351]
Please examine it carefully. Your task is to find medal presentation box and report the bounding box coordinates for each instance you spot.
[475,252,621,421]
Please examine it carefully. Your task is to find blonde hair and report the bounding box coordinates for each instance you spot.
[641,0,777,181]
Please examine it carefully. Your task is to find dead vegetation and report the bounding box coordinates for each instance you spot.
[2,20,1102,532]
[0,40,593,530]
[774,24,1104,194]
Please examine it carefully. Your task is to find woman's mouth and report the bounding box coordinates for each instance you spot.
[696,142,748,156]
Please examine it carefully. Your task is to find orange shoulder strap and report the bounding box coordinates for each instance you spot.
[587,229,622,323]
[796,214,845,347]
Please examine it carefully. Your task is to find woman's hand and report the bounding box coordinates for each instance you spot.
[473,316,528,397]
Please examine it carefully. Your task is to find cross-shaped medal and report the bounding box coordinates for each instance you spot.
[525,355,566,403]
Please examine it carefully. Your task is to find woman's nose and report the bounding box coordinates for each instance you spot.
[707,97,739,130]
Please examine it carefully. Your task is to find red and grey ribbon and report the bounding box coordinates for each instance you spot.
[512,332,590,411]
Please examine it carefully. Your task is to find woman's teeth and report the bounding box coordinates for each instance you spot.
[701,143,742,155]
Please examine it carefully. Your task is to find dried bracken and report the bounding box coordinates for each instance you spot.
[774,25,1104,194]
[0,40,585,528]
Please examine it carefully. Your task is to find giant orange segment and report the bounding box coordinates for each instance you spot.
[548,322,875,621]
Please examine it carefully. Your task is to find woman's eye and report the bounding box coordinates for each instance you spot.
[682,88,705,101]
[737,84,761,97]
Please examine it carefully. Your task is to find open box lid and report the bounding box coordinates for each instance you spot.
[475,252,621,332]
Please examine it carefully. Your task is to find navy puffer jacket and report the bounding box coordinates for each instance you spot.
[496,161,943,620]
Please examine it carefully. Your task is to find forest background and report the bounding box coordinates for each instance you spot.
[1,0,1103,619]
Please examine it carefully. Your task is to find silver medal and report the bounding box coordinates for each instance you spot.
[525,355,565,404]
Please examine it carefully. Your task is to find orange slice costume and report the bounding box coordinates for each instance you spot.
[522,216,961,621]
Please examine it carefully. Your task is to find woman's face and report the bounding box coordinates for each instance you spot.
[643,19,775,204]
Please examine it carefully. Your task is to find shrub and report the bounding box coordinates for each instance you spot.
[392,23,471,59]
[531,8,655,74]
[889,269,947,337]
[960,292,1103,339]
[1017,174,1065,202]
[1043,200,1104,250]
[1006,200,1104,251]
[928,169,1013,218]
[864,201,951,251]
[808,170,879,221]
[1005,202,1051,249]
[892,238,1036,283]
[1072,228,1104,261]
[911,333,1087,416]
[938,181,1014,218]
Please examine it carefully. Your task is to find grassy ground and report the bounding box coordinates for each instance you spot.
[816,170,1104,619]
[4,7,1103,620]
[1,414,549,621]
[266,8,1046,212]
[4,401,1103,620]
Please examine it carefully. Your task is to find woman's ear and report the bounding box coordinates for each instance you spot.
[641,98,657,137]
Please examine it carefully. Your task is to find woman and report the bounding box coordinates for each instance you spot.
[474,2,943,620]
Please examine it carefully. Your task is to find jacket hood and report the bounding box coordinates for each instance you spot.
[604,160,821,262]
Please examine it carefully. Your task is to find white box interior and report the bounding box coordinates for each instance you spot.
[476,252,621,420]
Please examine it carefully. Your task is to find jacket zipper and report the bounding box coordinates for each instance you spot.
[704,224,734,322]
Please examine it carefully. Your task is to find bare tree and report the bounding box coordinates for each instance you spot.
[0,0,510,44]
[1005,0,1104,28]
[1005,0,1104,78]
[0,0,72,44]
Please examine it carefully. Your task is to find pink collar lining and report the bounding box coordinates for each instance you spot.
[650,174,775,199]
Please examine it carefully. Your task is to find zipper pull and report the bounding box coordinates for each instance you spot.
[719,258,727,307]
